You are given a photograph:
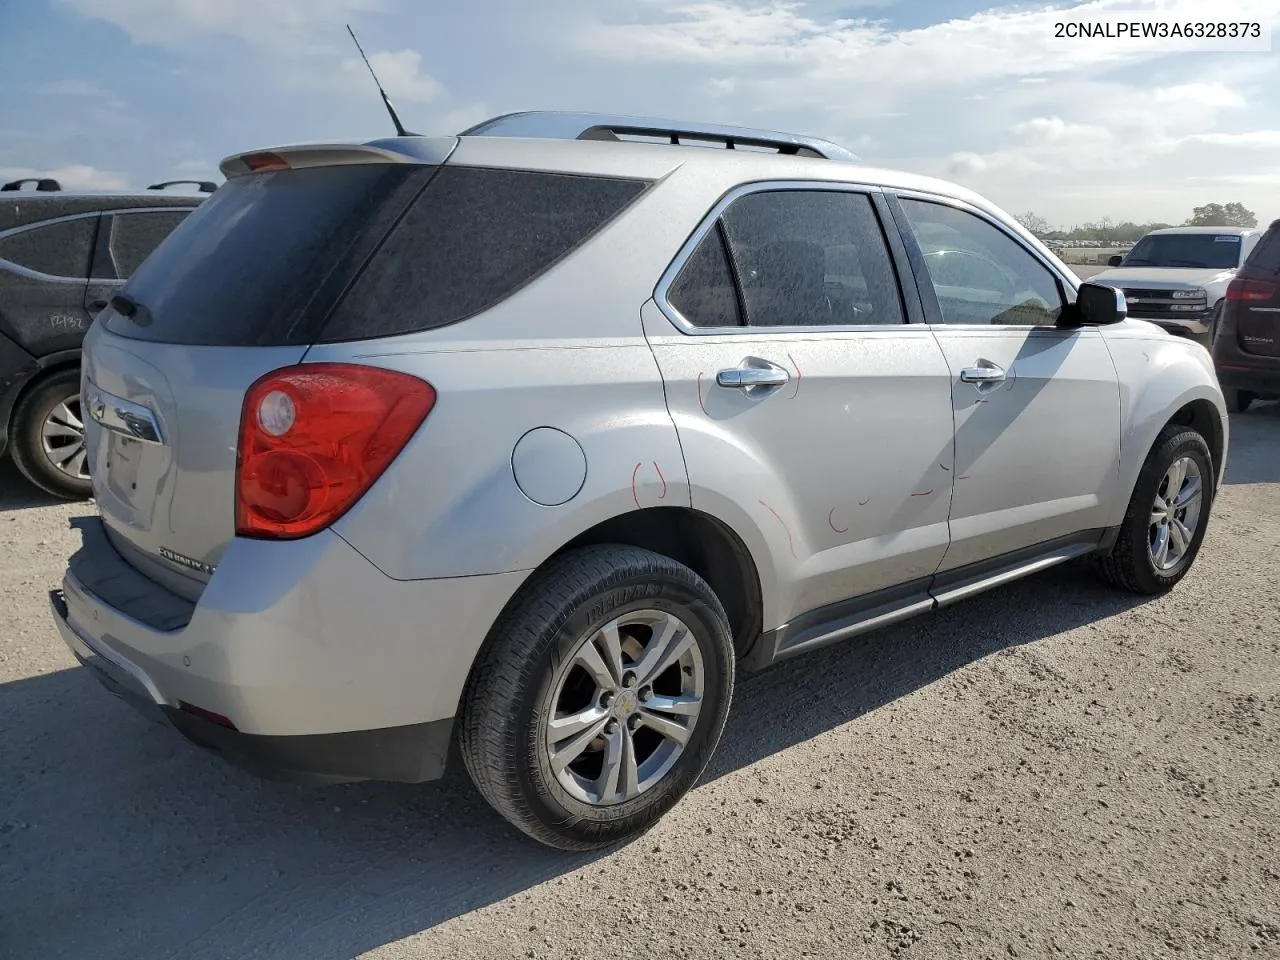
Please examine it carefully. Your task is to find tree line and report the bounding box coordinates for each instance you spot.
[1015,202,1259,242]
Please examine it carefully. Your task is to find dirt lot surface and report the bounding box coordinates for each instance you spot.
[2,405,1278,960]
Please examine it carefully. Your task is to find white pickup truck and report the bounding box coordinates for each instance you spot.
[1087,226,1261,338]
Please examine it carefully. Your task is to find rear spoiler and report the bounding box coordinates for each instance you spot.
[219,138,458,179]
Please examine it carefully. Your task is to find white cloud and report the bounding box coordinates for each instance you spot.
[60,0,382,52]
[0,164,129,190]
[1186,130,1280,148]
[339,49,442,102]
[38,78,110,98]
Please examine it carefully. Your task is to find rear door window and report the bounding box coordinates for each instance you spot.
[102,210,192,278]
[319,167,649,342]
[0,216,95,278]
[105,164,435,346]
[719,190,904,327]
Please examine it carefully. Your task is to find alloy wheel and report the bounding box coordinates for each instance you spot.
[543,609,704,806]
[1148,456,1203,571]
[40,397,89,482]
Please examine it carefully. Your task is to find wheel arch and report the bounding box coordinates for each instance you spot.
[2,352,81,456]
[556,506,766,660]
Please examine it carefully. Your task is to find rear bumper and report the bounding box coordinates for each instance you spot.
[1216,366,1280,396]
[52,588,454,784]
[1137,315,1211,336]
[51,516,528,784]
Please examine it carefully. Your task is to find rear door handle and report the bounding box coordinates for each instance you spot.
[960,360,1006,384]
[717,359,791,390]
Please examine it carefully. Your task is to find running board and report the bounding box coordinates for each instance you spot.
[752,532,1102,669]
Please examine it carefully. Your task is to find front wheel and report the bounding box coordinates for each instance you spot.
[459,545,735,850]
[1097,426,1214,595]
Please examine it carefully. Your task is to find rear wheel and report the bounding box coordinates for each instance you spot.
[1225,389,1255,414]
[1097,426,1213,595]
[9,368,92,500]
[459,545,735,850]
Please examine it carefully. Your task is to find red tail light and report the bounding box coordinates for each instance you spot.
[235,363,435,540]
[1225,277,1277,302]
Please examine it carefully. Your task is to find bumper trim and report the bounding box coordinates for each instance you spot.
[51,588,454,785]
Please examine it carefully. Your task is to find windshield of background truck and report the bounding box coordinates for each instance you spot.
[1122,233,1243,270]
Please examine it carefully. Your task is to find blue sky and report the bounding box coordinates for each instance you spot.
[2,0,1279,227]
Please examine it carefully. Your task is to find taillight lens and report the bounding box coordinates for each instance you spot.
[1225,277,1277,302]
[235,363,435,539]
[242,151,291,173]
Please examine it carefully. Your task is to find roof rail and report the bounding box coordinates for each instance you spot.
[459,111,860,163]
[147,179,218,193]
[1,177,62,192]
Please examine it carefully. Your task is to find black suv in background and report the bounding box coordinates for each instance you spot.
[0,178,211,497]
[1213,218,1280,413]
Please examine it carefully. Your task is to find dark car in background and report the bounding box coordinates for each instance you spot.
[0,178,212,497]
[1212,218,1280,413]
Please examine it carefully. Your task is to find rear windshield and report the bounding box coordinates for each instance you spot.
[1122,233,1244,270]
[317,166,649,342]
[104,164,434,346]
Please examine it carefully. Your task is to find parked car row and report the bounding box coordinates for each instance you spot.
[0,178,208,496]
[32,112,1236,849]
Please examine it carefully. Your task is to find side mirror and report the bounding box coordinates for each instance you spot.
[1107,254,1124,267]
[1061,282,1127,328]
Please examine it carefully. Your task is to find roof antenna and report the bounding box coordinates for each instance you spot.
[346,24,419,137]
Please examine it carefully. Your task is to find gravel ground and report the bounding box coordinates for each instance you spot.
[2,404,1278,960]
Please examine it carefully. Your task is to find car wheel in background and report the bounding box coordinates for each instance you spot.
[9,368,93,500]
[1097,425,1214,595]
[459,545,735,851]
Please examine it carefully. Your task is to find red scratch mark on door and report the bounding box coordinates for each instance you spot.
[696,372,710,416]
[958,474,971,481]
[631,462,643,509]
[827,508,848,534]
[910,489,934,497]
[787,352,802,399]
[759,499,797,558]
[939,463,951,472]
[652,462,667,500]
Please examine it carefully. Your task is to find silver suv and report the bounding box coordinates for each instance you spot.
[51,112,1228,850]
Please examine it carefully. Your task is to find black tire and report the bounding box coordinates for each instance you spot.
[1225,389,1255,414]
[459,545,735,851]
[1097,426,1214,595]
[9,368,92,500]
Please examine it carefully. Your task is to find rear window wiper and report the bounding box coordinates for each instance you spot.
[110,293,152,327]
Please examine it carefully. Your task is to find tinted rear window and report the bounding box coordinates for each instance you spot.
[318,167,649,342]
[0,216,95,278]
[105,164,434,346]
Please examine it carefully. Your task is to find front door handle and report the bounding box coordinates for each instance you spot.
[717,358,791,391]
[960,360,1006,384]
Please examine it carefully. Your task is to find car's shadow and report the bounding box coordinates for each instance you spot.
[1224,400,1280,485]
[1,564,1152,960]
[0,458,66,512]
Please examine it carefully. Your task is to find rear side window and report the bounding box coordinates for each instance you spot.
[319,167,649,342]
[668,224,743,327]
[106,164,434,346]
[0,216,95,278]
[720,190,904,327]
[104,210,191,278]
[1245,225,1280,276]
